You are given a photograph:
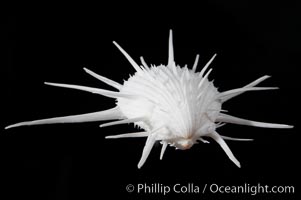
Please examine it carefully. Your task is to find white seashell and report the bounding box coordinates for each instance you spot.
[5,30,293,169]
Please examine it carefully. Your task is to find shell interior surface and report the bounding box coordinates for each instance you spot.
[6,30,293,169]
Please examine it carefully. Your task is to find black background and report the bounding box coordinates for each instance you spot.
[3,1,300,199]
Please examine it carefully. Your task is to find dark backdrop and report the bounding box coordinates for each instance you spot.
[3,2,300,199]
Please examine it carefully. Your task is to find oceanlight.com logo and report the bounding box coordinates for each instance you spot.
[209,183,294,195]
[125,183,295,196]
